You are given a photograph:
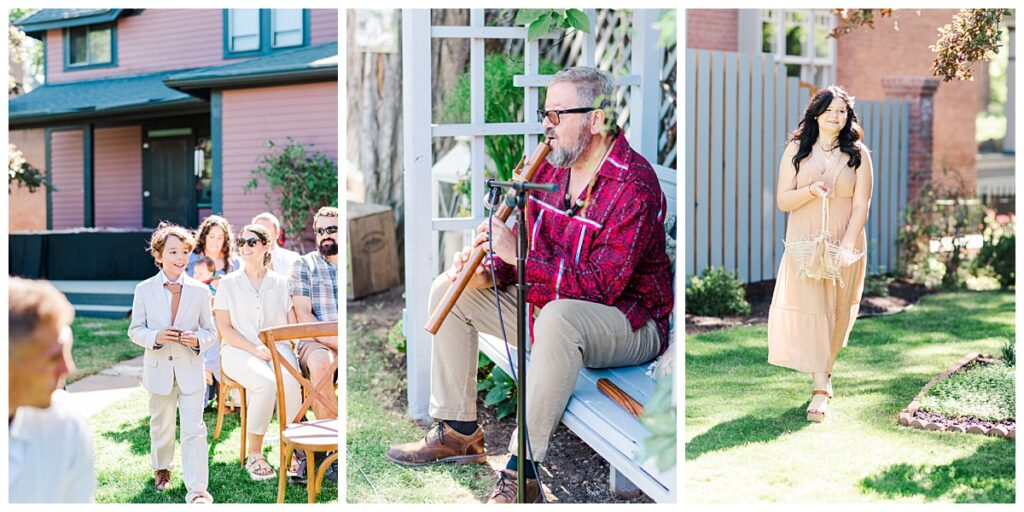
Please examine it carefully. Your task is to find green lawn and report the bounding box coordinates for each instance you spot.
[685,291,1015,503]
[90,388,337,503]
[346,324,494,503]
[919,361,1015,421]
[70,317,141,384]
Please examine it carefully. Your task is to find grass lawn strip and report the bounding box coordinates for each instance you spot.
[89,388,337,503]
[70,317,142,384]
[685,291,1015,503]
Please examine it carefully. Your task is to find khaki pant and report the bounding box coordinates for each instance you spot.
[149,378,208,499]
[428,274,661,462]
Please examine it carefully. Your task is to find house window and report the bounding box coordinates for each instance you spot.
[228,9,261,52]
[225,9,308,57]
[272,9,304,48]
[66,23,114,68]
[759,9,835,88]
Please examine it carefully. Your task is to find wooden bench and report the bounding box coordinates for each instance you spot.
[478,166,676,503]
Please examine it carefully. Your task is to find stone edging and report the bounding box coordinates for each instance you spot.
[897,352,1015,440]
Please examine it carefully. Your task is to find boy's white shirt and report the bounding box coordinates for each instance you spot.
[127,271,215,396]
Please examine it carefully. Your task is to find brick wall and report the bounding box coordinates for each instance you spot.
[686,10,738,51]
[836,9,985,191]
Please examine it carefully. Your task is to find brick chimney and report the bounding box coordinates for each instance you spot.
[881,76,940,200]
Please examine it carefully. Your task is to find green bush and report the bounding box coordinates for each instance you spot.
[685,266,751,317]
[245,138,338,245]
[863,274,893,297]
[477,353,517,420]
[972,216,1015,289]
[1002,337,1015,367]
[387,319,406,354]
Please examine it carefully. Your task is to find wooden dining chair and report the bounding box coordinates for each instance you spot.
[212,325,248,466]
[259,321,339,504]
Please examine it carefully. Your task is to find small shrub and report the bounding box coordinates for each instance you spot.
[685,266,751,317]
[1002,337,1015,367]
[918,361,1015,421]
[863,274,893,297]
[972,215,1015,289]
[387,319,406,354]
[477,353,517,420]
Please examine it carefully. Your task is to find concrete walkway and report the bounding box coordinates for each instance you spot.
[66,355,144,418]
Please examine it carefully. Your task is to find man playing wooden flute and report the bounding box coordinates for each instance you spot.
[386,66,673,503]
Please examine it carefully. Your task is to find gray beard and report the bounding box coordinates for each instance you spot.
[546,129,593,168]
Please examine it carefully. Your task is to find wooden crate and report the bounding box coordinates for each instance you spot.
[347,201,400,299]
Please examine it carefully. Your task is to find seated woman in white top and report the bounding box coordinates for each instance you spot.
[214,224,301,481]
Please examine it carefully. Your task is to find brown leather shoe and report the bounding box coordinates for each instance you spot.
[486,469,541,504]
[154,469,171,491]
[385,421,487,466]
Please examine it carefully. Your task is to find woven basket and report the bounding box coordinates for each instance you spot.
[783,194,862,288]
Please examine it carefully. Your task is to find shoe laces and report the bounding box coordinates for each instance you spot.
[490,470,517,502]
[427,421,446,446]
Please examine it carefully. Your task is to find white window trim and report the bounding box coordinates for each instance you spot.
[738,9,836,88]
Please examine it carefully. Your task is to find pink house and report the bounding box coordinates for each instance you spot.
[9,8,338,238]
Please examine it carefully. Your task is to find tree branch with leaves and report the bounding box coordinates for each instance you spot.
[831,8,1010,82]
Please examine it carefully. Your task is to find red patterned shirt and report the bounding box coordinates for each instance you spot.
[487,133,674,353]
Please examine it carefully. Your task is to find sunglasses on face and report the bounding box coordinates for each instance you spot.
[237,237,263,248]
[315,225,339,236]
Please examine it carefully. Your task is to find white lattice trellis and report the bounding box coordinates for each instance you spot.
[401,7,669,423]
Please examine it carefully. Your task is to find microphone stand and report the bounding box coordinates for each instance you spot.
[486,178,557,503]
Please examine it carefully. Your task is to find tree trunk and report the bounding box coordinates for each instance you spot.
[347,10,405,268]
[347,9,471,277]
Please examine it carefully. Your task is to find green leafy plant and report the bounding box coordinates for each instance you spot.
[896,169,983,290]
[515,9,590,42]
[972,215,1014,289]
[636,375,675,472]
[1002,337,1015,367]
[863,274,893,298]
[440,52,561,207]
[245,138,338,246]
[477,353,517,420]
[387,319,406,354]
[685,266,751,317]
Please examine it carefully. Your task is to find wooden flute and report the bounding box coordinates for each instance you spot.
[424,141,552,334]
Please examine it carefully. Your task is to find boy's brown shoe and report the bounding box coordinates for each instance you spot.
[154,469,171,491]
[385,421,486,466]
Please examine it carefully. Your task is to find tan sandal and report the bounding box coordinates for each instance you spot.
[245,454,276,481]
[807,389,832,422]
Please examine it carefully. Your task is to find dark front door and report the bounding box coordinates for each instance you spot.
[143,135,196,228]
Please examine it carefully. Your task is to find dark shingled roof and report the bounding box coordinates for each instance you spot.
[15,9,134,36]
[165,42,338,93]
[9,70,204,128]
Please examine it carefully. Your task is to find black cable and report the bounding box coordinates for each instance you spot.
[486,189,547,503]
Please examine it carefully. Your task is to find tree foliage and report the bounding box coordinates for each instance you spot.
[8,144,50,193]
[830,8,1010,82]
[515,9,591,42]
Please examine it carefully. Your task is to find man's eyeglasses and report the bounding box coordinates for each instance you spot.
[315,225,339,236]
[537,107,597,126]
[237,237,262,248]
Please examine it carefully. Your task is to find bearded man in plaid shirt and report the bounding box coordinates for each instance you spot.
[386,67,673,503]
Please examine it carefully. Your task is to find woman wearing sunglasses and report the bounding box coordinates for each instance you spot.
[213,223,302,481]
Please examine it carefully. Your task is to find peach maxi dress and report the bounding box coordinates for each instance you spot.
[767,154,867,373]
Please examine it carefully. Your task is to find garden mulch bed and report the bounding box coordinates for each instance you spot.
[897,353,1016,439]
[348,286,652,504]
[686,278,929,334]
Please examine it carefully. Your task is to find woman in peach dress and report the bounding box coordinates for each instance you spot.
[767,85,873,422]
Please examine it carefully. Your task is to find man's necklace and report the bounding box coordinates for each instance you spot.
[564,135,616,217]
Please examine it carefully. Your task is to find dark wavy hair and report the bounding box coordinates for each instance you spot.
[239,224,273,267]
[790,85,864,174]
[193,215,235,266]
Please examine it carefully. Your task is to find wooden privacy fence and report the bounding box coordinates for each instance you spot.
[684,49,910,284]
